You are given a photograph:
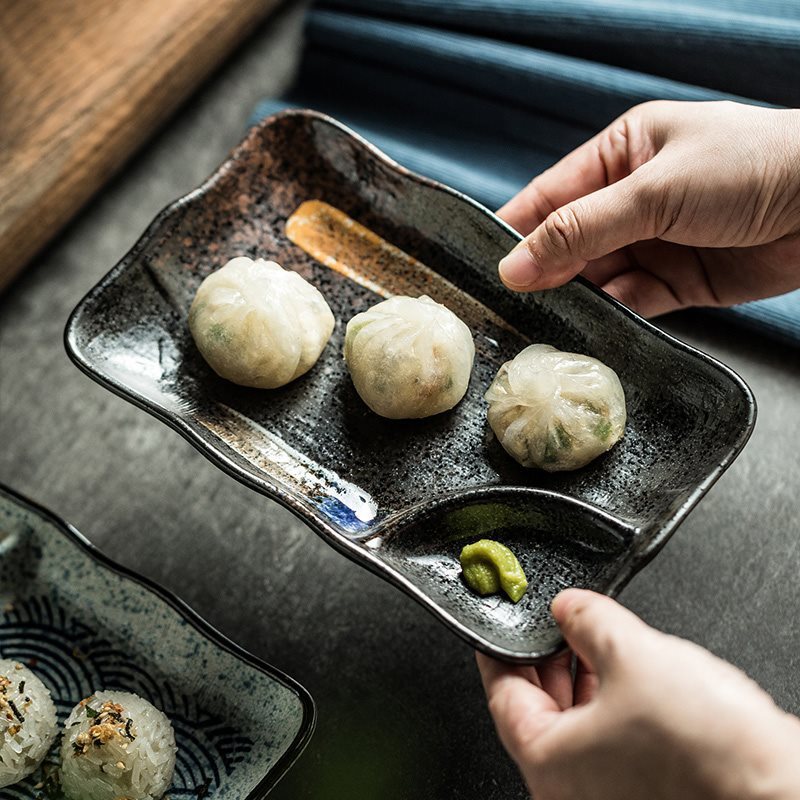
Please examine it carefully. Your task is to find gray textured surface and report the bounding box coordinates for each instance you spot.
[0,2,798,797]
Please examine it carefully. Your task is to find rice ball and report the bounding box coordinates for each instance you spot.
[189,256,335,388]
[60,691,176,800]
[0,659,58,788]
[344,295,475,419]
[485,343,626,471]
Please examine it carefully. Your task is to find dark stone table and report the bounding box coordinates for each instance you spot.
[1,4,798,797]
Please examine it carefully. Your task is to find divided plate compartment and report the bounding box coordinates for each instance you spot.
[65,110,755,662]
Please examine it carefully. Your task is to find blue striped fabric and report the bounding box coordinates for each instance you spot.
[251,1,800,346]
[315,0,800,105]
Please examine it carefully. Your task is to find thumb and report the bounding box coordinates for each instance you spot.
[498,169,660,291]
[551,589,654,678]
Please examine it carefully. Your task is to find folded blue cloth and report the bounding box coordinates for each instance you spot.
[251,1,800,346]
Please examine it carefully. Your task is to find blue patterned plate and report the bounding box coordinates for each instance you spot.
[0,484,314,799]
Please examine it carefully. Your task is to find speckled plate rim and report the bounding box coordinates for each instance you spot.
[0,482,316,798]
[64,109,757,663]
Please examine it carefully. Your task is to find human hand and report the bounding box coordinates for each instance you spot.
[496,101,800,316]
[477,589,800,800]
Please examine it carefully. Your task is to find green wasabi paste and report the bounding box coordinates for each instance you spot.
[459,539,528,603]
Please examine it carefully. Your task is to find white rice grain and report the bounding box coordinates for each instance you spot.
[0,659,58,788]
[60,690,176,800]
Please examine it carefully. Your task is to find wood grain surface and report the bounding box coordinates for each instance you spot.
[0,0,282,291]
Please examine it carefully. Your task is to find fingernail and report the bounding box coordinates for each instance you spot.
[550,588,585,618]
[498,244,541,289]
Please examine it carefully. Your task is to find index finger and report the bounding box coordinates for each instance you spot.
[536,650,574,711]
[497,116,634,235]
[476,652,561,755]
[574,657,599,706]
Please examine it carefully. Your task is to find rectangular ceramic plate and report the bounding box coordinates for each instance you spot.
[65,110,755,662]
[0,484,314,798]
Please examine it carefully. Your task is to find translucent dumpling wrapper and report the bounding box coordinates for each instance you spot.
[344,295,475,419]
[60,691,176,800]
[0,659,58,788]
[189,257,335,388]
[485,344,626,471]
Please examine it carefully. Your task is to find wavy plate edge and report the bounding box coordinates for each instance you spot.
[63,109,757,662]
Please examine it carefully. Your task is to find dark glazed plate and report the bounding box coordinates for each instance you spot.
[0,484,314,798]
[65,110,755,663]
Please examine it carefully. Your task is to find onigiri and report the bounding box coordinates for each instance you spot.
[0,658,58,788]
[60,691,176,800]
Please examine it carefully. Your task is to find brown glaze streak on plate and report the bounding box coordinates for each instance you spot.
[64,110,756,663]
[285,199,518,336]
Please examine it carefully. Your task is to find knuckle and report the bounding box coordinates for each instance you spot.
[603,118,630,156]
[593,626,625,665]
[628,173,671,235]
[488,693,526,750]
[631,99,673,119]
[488,687,542,756]
[486,687,509,721]
[487,683,517,729]
[543,206,584,256]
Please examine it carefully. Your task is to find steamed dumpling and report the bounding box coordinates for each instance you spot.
[344,295,475,419]
[189,257,335,388]
[485,344,626,471]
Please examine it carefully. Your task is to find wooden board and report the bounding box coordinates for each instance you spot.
[0,0,283,290]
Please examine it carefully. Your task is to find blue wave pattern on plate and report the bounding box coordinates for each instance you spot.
[2,596,251,795]
[0,488,314,799]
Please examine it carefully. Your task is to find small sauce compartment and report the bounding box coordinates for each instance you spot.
[364,490,634,658]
